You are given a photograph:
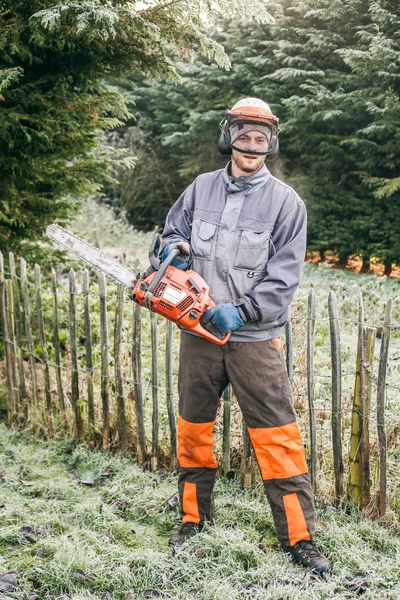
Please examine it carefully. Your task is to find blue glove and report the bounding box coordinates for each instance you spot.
[161,242,191,270]
[200,302,244,335]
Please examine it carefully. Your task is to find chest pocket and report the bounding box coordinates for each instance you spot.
[191,218,218,260]
[234,229,272,272]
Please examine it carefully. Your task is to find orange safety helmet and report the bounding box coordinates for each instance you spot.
[217,97,280,158]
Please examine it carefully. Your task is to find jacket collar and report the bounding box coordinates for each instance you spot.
[223,162,270,195]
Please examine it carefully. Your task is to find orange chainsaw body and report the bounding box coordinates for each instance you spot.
[132,265,231,345]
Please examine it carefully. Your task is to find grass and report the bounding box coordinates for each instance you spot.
[1,427,400,600]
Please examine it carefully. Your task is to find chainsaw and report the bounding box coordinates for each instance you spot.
[46,224,230,345]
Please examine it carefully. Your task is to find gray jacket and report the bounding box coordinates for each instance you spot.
[161,163,307,341]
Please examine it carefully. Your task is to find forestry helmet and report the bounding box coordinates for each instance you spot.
[217,97,280,158]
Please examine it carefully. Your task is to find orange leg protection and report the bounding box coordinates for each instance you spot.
[283,493,311,545]
[248,422,308,480]
[178,416,217,469]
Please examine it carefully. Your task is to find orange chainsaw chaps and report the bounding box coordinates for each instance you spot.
[282,493,311,546]
[132,266,231,345]
[177,416,218,469]
[248,423,308,481]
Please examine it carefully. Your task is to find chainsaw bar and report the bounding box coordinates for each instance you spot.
[46,224,137,288]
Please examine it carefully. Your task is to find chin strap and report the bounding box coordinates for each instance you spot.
[228,141,269,156]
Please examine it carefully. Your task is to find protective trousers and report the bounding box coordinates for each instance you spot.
[177,333,315,547]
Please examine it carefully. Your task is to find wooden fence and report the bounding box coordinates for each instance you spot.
[0,251,398,519]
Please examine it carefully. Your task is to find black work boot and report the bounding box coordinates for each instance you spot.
[282,540,331,574]
[169,522,204,548]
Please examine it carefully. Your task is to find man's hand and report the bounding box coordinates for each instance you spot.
[200,303,244,335]
[161,242,191,270]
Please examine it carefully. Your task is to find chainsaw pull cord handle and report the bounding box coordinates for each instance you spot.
[144,247,181,309]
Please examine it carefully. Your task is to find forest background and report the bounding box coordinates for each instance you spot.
[1,0,399,274]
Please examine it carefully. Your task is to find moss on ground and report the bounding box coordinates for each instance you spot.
[0,426,400,599]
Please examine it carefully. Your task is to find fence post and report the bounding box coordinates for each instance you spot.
[52,269,67,429]
[242,420,252,488]
[98,273,110,451]
[0,254,16,423]
[69,268,83,438]
[360,325,376,508]
[82,270,95,440]
[348,295,375,508]
[165,320,177,465]
[5,278,18,420]
[328,290,344,502]
[151,311,159,471]
[133,302,146,463]
[307,287,317,493]
[35,264,54,435]
[377,299,392,517]
[349,296,364,505]
[9,252,27,420]
[284,308,293,382]
[222,384,231,477]
[21,258,38,411]
[115,284,128,451]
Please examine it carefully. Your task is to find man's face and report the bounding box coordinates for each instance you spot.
[231,130,268,175]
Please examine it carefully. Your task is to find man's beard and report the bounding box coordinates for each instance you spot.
[233,154,265,174]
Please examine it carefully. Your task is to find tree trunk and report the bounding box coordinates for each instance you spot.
[337,253,349,267]
[384,261,392,277]
[360,257,370,273]
[319,249,326,262]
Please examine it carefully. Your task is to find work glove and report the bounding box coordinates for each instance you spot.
[200,302,244,335]
[161,242,191,270]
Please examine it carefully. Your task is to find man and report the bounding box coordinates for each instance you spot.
[160,98,331,574]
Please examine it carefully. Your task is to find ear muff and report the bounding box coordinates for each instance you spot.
[217,130,232,156]
[265,135,279,161]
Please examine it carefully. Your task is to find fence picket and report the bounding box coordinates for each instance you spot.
[9,252,27,419]
[360,326,376,507]
[133,302,145,463]
[5,279,18,419]
[98,273,110,450]
[165,320,177,464]
[377,299,392,517]
[329,290,344,502]
[115,284,128,451]
[307,287,317,493]
[69,268,83,438]
[284,310,293,382]
[83,271,95,440]
[151,311,159,471]
[0,254,15,423]
[52,269,67,429]
[349,296,363,505]
[35,264,54,435]
[242,419,252,488]
[20,258,38,411]
[222,384,231,477]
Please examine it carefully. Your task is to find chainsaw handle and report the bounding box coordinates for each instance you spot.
[190,321,231,346]
[144,247,180,308]
[147,247,180,293]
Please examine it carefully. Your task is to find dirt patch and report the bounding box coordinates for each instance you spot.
[306,252,400,278]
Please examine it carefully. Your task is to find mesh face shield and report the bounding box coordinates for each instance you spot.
[228,122,273,155]
[218,111,280,157]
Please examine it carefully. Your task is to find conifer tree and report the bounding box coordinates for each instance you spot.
[117,0,400,270]
[0,0,271,253]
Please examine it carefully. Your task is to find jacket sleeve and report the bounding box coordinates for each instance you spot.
[161,182,195,253]
[234,199,307,325]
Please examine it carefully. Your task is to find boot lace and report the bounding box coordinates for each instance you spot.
[295,540,322,558]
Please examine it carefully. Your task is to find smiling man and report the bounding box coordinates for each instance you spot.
[160,98,331,574]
